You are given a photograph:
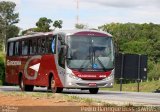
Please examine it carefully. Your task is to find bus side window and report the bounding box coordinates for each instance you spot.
[41,38,46,54]
[46,36,56,54]
[33,39,37,54]
[8,42,14,56]
[37,38,41,54]
[15,41,19,56]
[29,40,33,55]
[22,40,28,55]
[29,39,37,55]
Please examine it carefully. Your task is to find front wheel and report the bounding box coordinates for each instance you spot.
[50,76,63,93]
[89,88,99,94]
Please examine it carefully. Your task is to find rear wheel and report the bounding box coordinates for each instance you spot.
[50,76,63,93]
[89,88,99,94]
[19,76,34,92]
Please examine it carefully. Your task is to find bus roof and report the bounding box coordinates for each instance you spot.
[7,29,112,42]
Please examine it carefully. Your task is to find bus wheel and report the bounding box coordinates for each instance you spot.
[89,88,99,94]
[19,76,34,92]
[19,76,25,91]
[50,76,63,93]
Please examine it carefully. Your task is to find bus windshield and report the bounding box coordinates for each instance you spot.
[67,36,114,71]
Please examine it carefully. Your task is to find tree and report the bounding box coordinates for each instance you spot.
[23,19,63,35]
[0,1,19,52]
[99,23,160,80]
[7,25,19,38]
[75,23,88,29]
[53,20,63,30]
[36,17,52,32]
[98,23,123,52]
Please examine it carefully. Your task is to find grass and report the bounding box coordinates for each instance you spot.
[101,80,160,92]
[64,94,100,106]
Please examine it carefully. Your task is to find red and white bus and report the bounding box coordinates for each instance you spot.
[5,30,115,94]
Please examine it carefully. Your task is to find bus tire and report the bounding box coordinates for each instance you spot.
[89,88,99,94]
[19,75,25,91]
[19,75,34,92]
[50,76,63,93]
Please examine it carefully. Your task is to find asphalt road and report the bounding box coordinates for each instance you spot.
[0,86,160,106]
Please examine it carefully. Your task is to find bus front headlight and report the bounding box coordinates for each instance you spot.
[107,74,114,80]
[67,73,79,80]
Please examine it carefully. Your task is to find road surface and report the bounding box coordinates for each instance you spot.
[0,86,160,106]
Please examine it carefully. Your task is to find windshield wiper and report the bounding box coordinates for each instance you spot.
[79,56,91,71]
[96,57,107,72]
[79,46,92,71]
[96,57,114,72]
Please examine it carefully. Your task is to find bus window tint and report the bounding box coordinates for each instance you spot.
[41,38,46,53]
[29,39,37,55]
[33,39,37,54]
[22,40,28,55]
[29,40,33,54]
[37,38,41,54]
[15,41,19,56]
[8,42,14,56]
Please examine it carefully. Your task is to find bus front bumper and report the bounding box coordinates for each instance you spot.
[64,75,114,88]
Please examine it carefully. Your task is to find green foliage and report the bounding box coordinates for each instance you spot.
[0,1,19,25]
[0,1,19,52]
[121,40,148,54]
[75,23,88,29]
[7,25,19,38]
[0,52,5,85]
[53,20,63,30]
[0,80,2,85]
[99,23,160,79]
[22,18,63,34]
[36,17,52,32]
[148,63,160,80]
[101,80,160,92]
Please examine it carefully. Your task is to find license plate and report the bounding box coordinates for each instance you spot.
[88,83,97,87]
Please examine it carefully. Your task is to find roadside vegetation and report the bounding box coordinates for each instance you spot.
[0,80,2,85]
[99,23,160,81]
[101,80,160,92]
[0,52,5,85]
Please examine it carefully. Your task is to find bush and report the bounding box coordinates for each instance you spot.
[0,53,5,85]
[0,80,2,85]
[148,63,160,81]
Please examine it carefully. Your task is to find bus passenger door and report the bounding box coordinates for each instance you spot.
[57,35,65,87]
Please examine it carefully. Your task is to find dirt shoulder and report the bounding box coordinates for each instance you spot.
[0,92,159,112]
[0,91,90,106]
[0,91,101,112]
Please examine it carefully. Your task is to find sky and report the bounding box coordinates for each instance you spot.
[3,0,160,30]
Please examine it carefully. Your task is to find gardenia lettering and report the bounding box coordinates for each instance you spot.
[7,60,21,66]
